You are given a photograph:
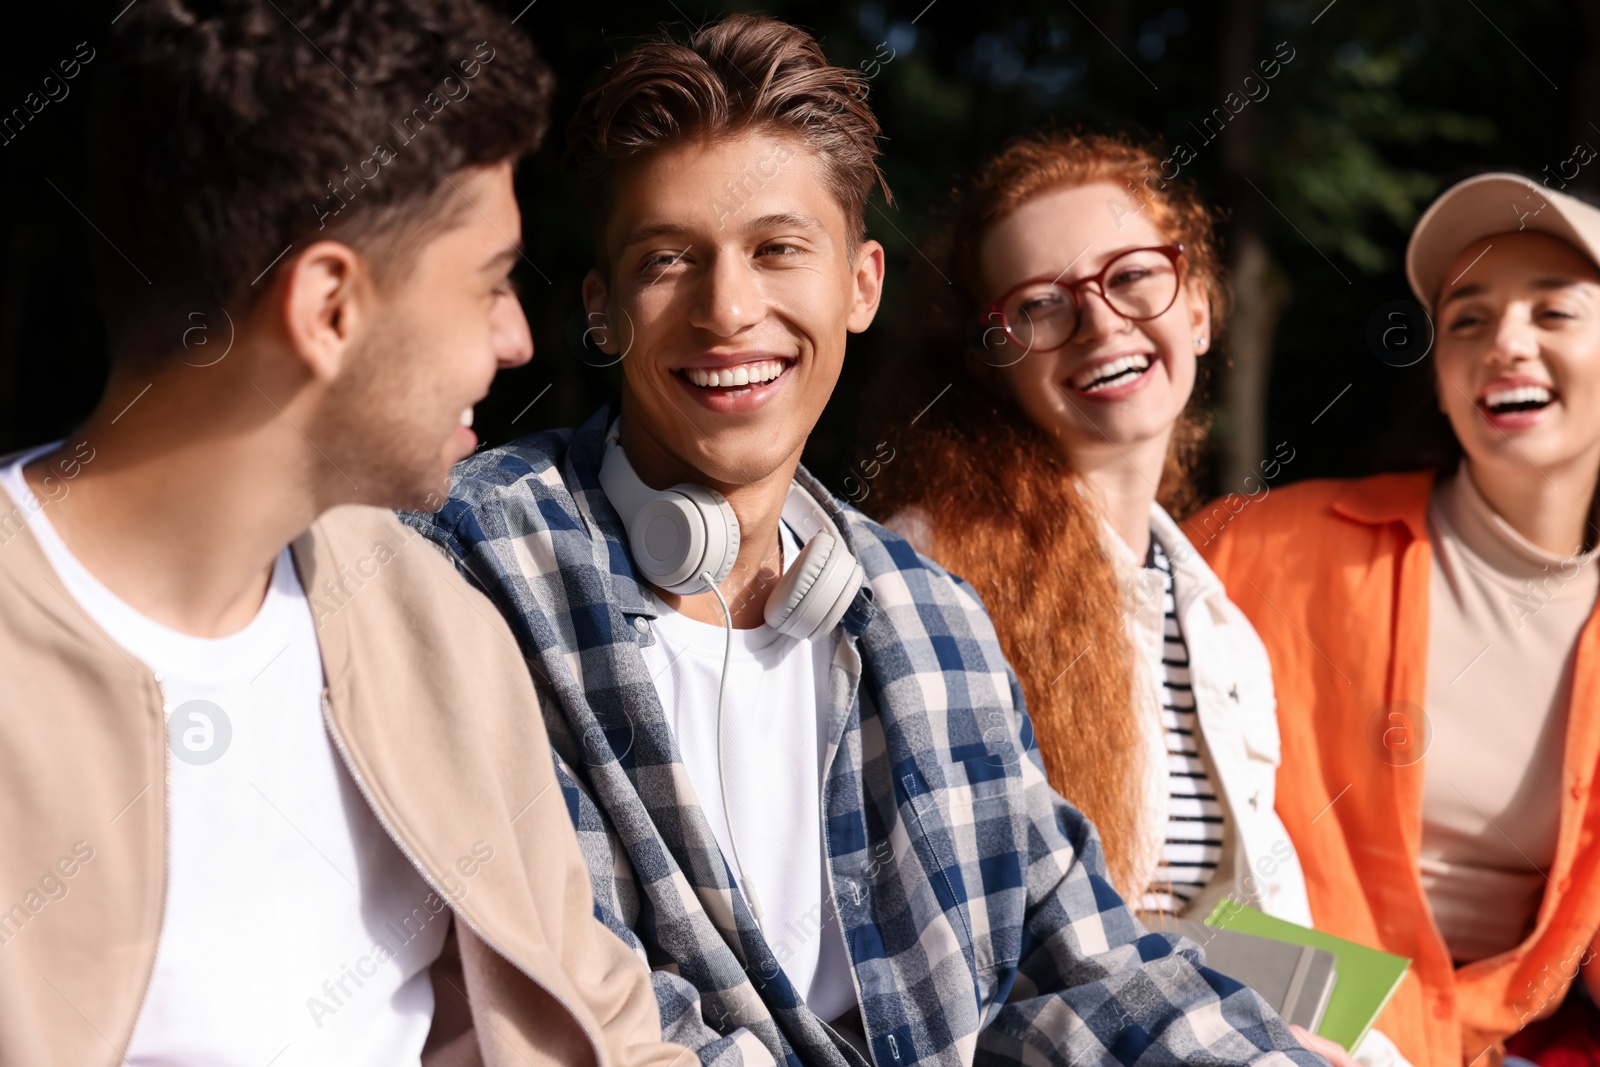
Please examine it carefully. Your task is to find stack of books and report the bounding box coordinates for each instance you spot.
[1178,900,1412,1052]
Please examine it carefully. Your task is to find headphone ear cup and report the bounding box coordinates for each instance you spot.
[628,484,739,595]
[597,432,741,595]
[673,484,740,590]
[627,494,708,593]
[764,532,865,640]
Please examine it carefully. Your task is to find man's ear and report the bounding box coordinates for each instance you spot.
[281,240,369,381]
[846,238,887,334]
[581,268,622,355]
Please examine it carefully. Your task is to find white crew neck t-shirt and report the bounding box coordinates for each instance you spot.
[638,519,857,1023]
[1,446,446,1066]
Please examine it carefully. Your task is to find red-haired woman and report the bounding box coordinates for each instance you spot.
[1198,174,1600,1067]
[864,130,1396,1067]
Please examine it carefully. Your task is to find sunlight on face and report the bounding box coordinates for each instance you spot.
[587,132,882,489]
[975,182,1208,463]
[318,163,532,510]
[1434,231,1600,483]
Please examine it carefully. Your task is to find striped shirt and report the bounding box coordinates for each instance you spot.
[1142,537,1227,915]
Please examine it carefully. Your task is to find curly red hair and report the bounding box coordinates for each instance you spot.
[865,130,1228,902]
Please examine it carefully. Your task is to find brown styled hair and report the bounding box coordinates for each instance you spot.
[565,14,890,253]
[865,130,1228,902]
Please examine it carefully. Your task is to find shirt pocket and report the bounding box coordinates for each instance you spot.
[1236,700,1281,766]
[1207,613,1281,766]
[894,765,977,934]
[896,756,1017,977]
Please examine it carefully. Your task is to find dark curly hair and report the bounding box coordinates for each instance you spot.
[565,13,889,254]
[87,0,554,355]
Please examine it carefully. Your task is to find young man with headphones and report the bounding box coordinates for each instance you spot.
[407,15,1327,1067]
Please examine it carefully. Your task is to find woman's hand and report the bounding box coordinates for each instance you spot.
[1290,1025,1362,1067]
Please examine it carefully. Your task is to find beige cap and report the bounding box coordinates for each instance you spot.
[1406,172,1600,306]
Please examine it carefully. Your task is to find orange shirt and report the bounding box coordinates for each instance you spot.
[1193,472,1600,1067]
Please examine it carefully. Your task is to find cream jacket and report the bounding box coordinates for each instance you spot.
[1110,504,1313,925]
[0,488,690,1067]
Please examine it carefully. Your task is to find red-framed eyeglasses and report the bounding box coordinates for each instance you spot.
[973,244,1186,359]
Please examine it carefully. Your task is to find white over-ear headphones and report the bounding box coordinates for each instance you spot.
[598,433,741,595]
[598,426,864,641]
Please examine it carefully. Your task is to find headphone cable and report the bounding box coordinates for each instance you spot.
[703,570,767,930]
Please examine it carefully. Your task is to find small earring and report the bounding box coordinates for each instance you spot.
[1194,335,1206,348]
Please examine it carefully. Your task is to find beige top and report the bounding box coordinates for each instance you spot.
[0,487,695,1067]
[1421,467,1600,963]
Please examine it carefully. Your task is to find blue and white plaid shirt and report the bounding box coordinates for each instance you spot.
[402,406,1325,1067]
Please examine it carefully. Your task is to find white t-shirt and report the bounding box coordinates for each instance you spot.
[638,520,857,1023]
[1,447,446,1066]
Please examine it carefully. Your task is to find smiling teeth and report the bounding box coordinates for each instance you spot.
[684,360,786,388]
[461,407,474,428]
[1484,385,1553,410]
[1075,354,1151,392]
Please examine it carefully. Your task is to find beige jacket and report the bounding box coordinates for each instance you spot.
[0,491,691,1067]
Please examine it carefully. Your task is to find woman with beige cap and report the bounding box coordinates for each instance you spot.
[1198,172,1600,1067]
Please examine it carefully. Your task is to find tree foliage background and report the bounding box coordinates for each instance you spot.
[0,0,1590,501]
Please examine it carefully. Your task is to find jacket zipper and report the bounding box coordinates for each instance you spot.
[111,675,173,1066]
[318,689,606,1066]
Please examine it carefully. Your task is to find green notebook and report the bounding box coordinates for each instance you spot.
[1203,900,1411,1051]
